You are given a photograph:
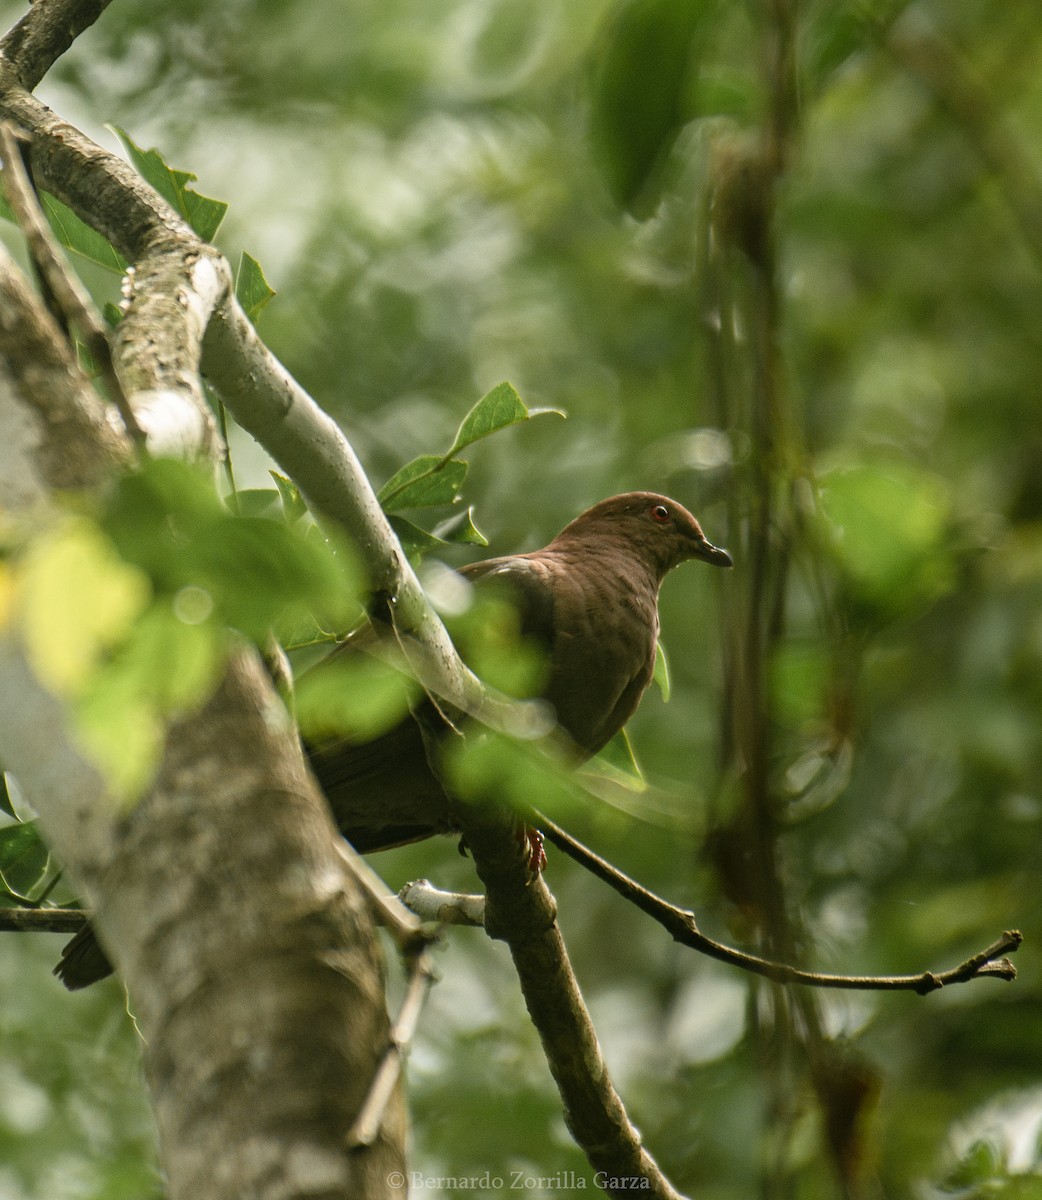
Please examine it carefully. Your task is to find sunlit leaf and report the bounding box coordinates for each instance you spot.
[378,455,468,511]
[448,381,564,456]
[236,250,276,322]
[75,666,163,801]
[109,601,223,714]
[653,639,671,702]
[113,126,228,241]
[434,506,488,547]
[270,471,307,523]
[17,519,151,695]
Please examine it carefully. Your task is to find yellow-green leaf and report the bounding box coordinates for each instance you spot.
[17,520,150,695]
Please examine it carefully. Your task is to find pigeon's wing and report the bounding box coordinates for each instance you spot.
[466,551,659,757]
[304,555,556,852]
[307,712,452,851]
[458,554,557,646]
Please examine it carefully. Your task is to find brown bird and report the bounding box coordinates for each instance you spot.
[55,492,731,988]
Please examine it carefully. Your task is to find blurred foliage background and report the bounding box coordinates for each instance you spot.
[2,0,1041,1196]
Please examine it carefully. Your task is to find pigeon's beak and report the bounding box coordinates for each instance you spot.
[692,538,733,568]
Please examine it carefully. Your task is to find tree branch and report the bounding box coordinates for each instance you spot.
[0,906,87,934]
[347,944,438,1151]
[0,0,114,92]
[455,797,688,1200]
[0,236,125,495]
[536,814,1020,992]
[398,879,486,927]
[0,120,144,447]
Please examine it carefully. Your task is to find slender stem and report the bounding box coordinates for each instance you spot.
[535,814,1020,992]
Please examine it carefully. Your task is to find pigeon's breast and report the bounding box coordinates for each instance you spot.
[539,555,660,757]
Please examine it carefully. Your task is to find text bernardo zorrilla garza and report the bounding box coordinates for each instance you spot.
[393,1170,652,1191]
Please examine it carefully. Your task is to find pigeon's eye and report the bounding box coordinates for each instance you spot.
[650,505,671,524]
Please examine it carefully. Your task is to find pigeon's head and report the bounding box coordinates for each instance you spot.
[554,492,733,578]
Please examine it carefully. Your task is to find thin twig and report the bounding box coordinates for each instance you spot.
[0,906,87,934]
[332,840,434,953]
[0,120,145,448]
[346,945,438,1150]
[399,878,485,927]
[535,813,1020,992]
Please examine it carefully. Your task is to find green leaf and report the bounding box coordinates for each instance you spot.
[39,193,127,271]
[445,591,549,699]
[589,729,647,791]
[378,455,468,511]
[235,250,276,322]
[296,656,419,743]
[442,730,584,822]
[102,459,364,638]
[0,191,126,272]
[939,1139,1002,1192]
[377,384,560,523]
[434,506,489,547]
[0,189,125,272]
[588,0,718,211]
[388,515,447,559]
[103,302,124,327]
[233,488,283,519]
[0,773,14,819]
[270,471,307,523]
[805,4,875,88]
[448,381,564,456]
[653,640,671,702]
[113,126,228,241]
[0,821,49,900]
[819,462,953,618]
[771,640,829,728]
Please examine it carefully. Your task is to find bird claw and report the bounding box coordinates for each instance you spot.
[456,826,546,875]
[516,824,547,875]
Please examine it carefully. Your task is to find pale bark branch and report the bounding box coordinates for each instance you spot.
[201,296,548,743]
[347,946,438,1150]
[0,238,125,496]
[398,879,486,927]
[0,0,114,92]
